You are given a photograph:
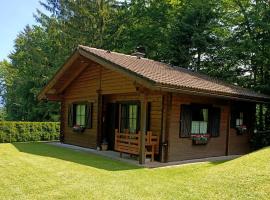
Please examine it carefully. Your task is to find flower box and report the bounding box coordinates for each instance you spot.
[72,125,85,133]
[236,125,247,135]
[191,134,210,145]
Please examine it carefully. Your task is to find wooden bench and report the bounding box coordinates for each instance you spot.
[114,129,159,161]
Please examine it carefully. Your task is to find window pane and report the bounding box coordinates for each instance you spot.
[134,105,137,119]
[120,104,139,133]
[129,105,133,120]
[76,105,81,116]
[129,118,135,133]
[202,109,208,122]
[81,105,86,116]
[129,105,138,133]
[75,104,86,126]
[191,121,200,134]
[76,115,81,126]
[192,108,208,122]
[240,112,244,120]
[129,105,136,119]
[200,122,208,134]
[81,115,86,126]
[236,118,243,127]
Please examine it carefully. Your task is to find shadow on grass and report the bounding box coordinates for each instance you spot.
[12,142,141,171]
[209,160,230,165]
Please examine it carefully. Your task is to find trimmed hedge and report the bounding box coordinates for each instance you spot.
[0,122,60,143]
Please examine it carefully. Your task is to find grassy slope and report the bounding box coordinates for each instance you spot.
[0,143,269,200]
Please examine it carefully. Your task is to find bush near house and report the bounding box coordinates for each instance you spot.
[251,130,270,150]
[0,122,60,143]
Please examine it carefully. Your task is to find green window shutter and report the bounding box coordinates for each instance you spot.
[68,104,74,127]
[179,104,192,138]
[85,103,93,129]
[209,107,221,137]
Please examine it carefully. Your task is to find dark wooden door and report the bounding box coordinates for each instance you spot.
[105,103,119,150]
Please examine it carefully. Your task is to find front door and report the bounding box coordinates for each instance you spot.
[105,103,119,150]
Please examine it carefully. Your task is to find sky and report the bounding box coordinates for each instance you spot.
[0,1,46,107]
[0,0,45,61]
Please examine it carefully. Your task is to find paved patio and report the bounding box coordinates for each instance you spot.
[49,142,242,168]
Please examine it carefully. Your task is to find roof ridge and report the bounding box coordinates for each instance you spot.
[79,45,162,62]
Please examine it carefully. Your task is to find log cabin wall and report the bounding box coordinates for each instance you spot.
[168,94,229,161]
[167,94,254,161]
[228,103,255,155]
[228,128,250,155]
[61,60,139,148]
[62,62,100,148]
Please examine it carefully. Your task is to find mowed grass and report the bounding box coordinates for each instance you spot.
[0,143,269,200]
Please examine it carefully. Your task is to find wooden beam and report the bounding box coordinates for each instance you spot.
[164,93,172,162]
[139,93,147,164]
[58,62,89,93]
[44,94,63,101]
[38,51,80,100]
[226,103,231,156]
[60,101,65,143]
[96,90,103,149]
[160,95,167,163]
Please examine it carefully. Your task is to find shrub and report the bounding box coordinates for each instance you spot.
[0,121,60,143]
[250,130,270,150]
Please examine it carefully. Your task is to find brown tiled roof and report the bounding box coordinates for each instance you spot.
[78,45,270,102]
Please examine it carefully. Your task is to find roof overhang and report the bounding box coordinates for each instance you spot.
[155,84,270,103]
[38,47,156,101]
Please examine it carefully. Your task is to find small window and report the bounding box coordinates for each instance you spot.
[68,103,93,129]
[120,103,140,133]
[75,104,86,127]
[236,112,244,127]
[180,104,220,138]
[191,108,208,134]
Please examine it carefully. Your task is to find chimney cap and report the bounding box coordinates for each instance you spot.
[131,46,146,58]
[132,52,145,59]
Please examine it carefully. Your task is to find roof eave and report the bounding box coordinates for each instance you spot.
[155,83,270,104]
[37,50,81,101]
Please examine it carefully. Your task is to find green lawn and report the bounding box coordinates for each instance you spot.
[0,143,269,200]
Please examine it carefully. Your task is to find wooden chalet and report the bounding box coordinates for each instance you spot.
[38,45,270,164]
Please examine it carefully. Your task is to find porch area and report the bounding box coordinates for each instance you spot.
[49,142,242,168]
[100,92,164,164]
[114,129,159,161]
